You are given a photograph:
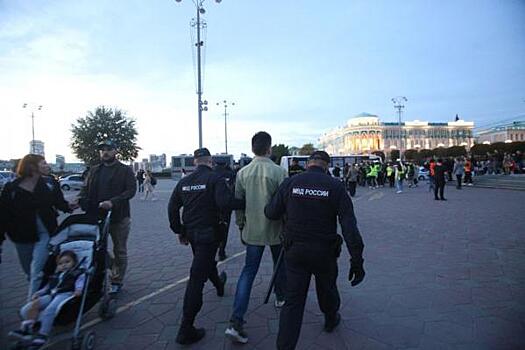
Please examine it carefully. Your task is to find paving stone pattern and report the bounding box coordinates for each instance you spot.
[1,180,524,349]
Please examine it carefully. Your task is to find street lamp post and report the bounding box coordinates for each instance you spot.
[216,100,234,154]
[391,96,407,159]
[23,103,43,153]
[175,0,222,148]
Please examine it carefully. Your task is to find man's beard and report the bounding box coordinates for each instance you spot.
[102,155,117,164]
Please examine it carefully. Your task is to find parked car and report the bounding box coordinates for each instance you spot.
[59,174,84,191]
[0,171,16,191]
[418,166,430,181]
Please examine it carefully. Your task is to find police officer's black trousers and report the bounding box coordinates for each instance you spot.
[218,214,231,256]
[181,241,220,329]
[277,242,340,350]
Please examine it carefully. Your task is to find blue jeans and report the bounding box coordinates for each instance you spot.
[14,216,50,301]
[231,244,286,323]
[20,292,74,335]
[396,179,404,192]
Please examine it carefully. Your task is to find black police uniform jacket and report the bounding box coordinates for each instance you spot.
[265,166,364,260]
[168,165,244,240]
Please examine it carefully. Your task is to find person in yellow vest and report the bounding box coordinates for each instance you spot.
[386,163,394,188]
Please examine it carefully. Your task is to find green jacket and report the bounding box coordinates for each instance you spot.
[235,157,287,246]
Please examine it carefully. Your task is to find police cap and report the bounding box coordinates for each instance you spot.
[194,148,211,158]
[309,151,330,164]
[97,140,117,150]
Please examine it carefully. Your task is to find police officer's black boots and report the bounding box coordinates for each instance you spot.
[176,324,206,345]
[324,312,341,333]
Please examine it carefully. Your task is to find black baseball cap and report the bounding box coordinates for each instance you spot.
[97,140,117,150]
[194,148,211,158]
[309,151,330,163]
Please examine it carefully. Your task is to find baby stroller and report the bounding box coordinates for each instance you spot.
[9,211,117,350]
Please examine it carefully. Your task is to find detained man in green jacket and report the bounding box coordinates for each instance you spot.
[225,131,287,344]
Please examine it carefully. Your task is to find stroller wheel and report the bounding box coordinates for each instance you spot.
[80,330,96,350]
[98,297,117,320]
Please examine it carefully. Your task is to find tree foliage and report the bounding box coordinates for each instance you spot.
[299,143,317,155]
[271,144,290,164]
[71,106,140,165]
[390,149,400,161]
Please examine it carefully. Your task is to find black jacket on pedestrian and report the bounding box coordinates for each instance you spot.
[265,166,364,262]
[78,161,136,223]
[434,163,447,184]
[0,177,71,244]
[168,165,244,235]
[214,164,236,219]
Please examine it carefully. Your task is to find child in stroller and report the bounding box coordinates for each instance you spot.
[12,250,86,346]
[8,211,117,350]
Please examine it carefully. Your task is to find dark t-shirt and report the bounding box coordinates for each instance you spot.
[96,164,117,204]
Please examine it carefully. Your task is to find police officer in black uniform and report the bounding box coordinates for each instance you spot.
[213,160,236,261]
[265,151,365,350]
[168,148,245,345]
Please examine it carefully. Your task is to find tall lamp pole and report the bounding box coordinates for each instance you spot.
[391,96,407,159]
[175,0,222,148]
[216,100,235,154]
[23,103,43,153]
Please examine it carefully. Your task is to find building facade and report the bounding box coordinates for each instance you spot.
[476,121,525,144]
[319,113,475,155]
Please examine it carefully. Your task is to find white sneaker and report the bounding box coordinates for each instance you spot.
[275,299,285,308]
[225,325,248,344]
[396,190,402,194]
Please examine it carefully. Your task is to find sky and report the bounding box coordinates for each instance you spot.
[1,0,524,163]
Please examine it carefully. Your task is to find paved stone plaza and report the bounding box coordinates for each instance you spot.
[1,179,524,349]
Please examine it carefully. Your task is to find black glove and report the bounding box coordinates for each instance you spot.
[348,259,365,286]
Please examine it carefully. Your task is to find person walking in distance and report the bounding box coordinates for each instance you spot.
[265,151,365,350]
[434,158,447,201]
[136,169,145,193]
[78,140,136,294]
[347,164,359,197]
[142,170,157,201]
[453,157,465,189]
[225,131,287,344]
[464,158,473,186]
[168,148,244,345]
[214,159,236,261]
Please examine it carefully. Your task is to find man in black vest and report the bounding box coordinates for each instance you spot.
[265,151,365,350]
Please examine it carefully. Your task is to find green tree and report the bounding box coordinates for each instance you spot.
[445,146,467,158]
[299,143,316,155]
[390,150,400,161]
[471,143,491,157]
[403,149,418,161]
[271,144,290,164]
[71,106,140,165]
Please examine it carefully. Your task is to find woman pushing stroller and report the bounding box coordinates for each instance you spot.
[11,250,86,347]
